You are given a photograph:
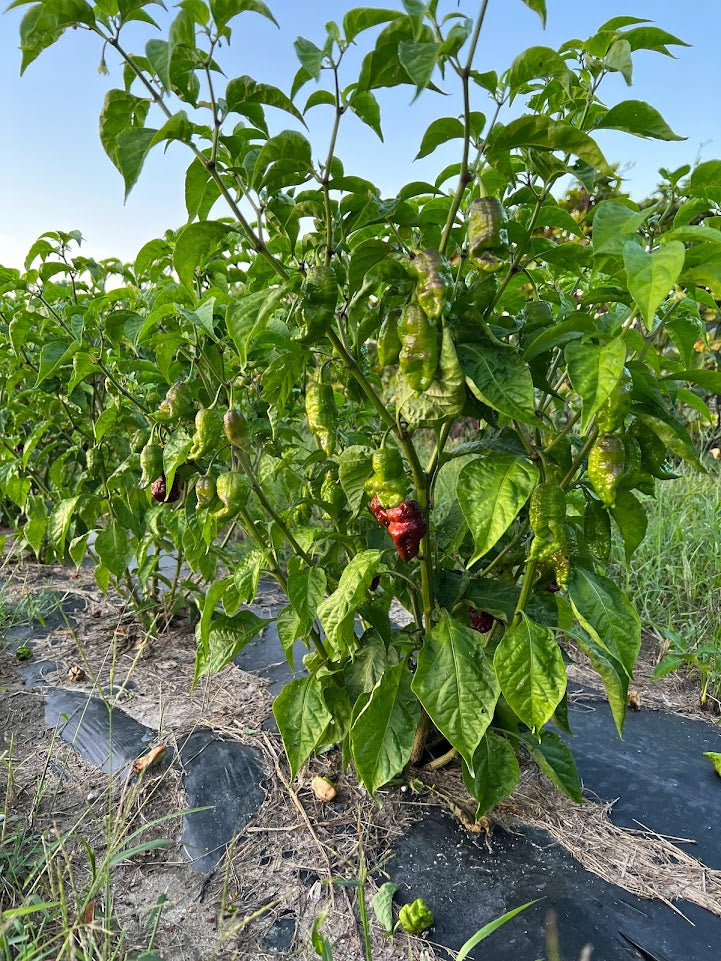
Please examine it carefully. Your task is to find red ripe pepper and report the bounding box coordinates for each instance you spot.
[385,500,426,561]
[150,473,180,504]
[469,608,494,633]
[369,495,389,527]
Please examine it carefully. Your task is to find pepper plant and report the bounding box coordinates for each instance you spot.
[4,0,721,810]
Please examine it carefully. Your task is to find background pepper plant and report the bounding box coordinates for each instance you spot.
[3,0,721,811]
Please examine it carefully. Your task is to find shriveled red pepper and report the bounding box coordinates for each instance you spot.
[385,500,426,561]
[150,473,180,504]
[469,608,494,633]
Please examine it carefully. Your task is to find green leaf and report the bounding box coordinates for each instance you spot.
[462,731,519,818]
[663,369,721,393]
[610,489,647,564]
[273,676,331,779]
[47,496,80,556]
[35,338,78,386]
[398,39,439,96]
[149,110,195,149]
[348,240,390,293]
[350,661,420,794]
[287,560,327,636]
[457,454,539,564]
[174,221,233,292]
[210,0,278,32]
[226,74,304,128]
[635,413,702,470]
[348,90,383,141]
[508,46,570,98]
[276,605,302,671]
[704,752,721,777]
[519,0,546,27]
[162,428,193,492]
[94,523,131,578]
[196,610,270,678]
[591,202,651,260]
[459,344,540,426]
[371,881,399,936]
[261,350,305,407]
[294,36,323,80]
[564,336,627,432]
[343,7,401,42]
[317,551,382,653]
[456,899,539,961]
[526,730,584,802]
[605,38,633,85]
[487,116,609,174]
[568,625,629,736]
[338,445,374,516]
[567,568,640,678]
[226,286,285,364]
[234,549,264,603]
[415,116,464,160]
[412,612,500,772]
[593,100,684,141]
[396,328,466,428]
[623,241,685,329]
[493,615,566,731]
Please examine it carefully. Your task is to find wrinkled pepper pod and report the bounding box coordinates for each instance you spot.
[150,472,181,504]
[369,495,389,527]
[299,265,338,342]
[469,608,495,633]
[398,898,434,934]
[596,367,632,435]
[305,378,337,455]
[529,483,567,561]
[188,408,223,460]
[156,381,193,423]
[224,408,250,452]
[467,197,508,272]
[398,303,439,392]
[214,471,250,519]
[195,474,217,508]
[523,300,554,329]
[377,309,402,367]
[588,435,625,507]
[365,447,407,509]
[409,249,452,319]
[619,432,643,490]
[385,500,427,561]
[584,497,612,564]
[139,443,164,488]
[320,469,346,517]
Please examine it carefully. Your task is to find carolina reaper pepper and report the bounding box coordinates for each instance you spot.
[195,474,217,508]
[150,472,180,504]
[398,303,439,392]
[529,483,567,562]
[588,435,625,507]
[305,377,337,456]
[385,500,427,561]
[156,381,193,423]
[398,898,434,934]
[365,448,406,509]
[596,367,632,435]
[188,408,223,460]
[409,249,452,319]
[584,497,611,564]
[467,197,508,272]
[377,309,402,367]
[224,408,250,452]
[469,608,495,633]
[139,443,164,489]
[299,264,338,342]
[214,471,250,520]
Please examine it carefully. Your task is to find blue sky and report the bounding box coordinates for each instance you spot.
[1,0,719,269]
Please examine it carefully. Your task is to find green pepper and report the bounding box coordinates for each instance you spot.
[305,378,337,456]
[596,367,632,435]
[156,381,193,423]
[321,469,346,518]
[398,303,439,393]
[188,408,223,460]
[398,898,434,935]
[365,447,406,509]
[214,471,250,519]
[529,483,566,561]
[631,422,678,480]
[299,265,338,342]
[139,443,164,489]
[588,435,625,507]
[468,197,508,272]
[224,408,250,452]
[584,497,611,564]
[619,432,643,490]
[195,474,217,508]
[409,249,452,319]
[377,309,402,367]
[523,300,554,330]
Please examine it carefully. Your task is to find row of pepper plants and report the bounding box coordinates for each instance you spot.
[2,0,721,810]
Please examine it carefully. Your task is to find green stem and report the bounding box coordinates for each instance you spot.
[322,62,344,265]
[560,426,598,491]
[511,557,538,628]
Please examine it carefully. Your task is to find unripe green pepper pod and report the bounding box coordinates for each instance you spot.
[588,435,625,507]
[140,443,164,489]
[409,249,452,319]
[305,379,338,456]
[468,197,508,271]
[584,497,612,564]
[523,300,554,330]
[214,471,250,519]
[195,474,217,508]
[321,469,346,517]
[299,264,338,342]
[157,381,193,423]
[398,898,434,934]
[377,309,402,367]
[188,408,223,460]
[398,303,439,393]
[529,483,566,561]
[365,447,406,509]
[224,408,250,451]
[596,367,632,435]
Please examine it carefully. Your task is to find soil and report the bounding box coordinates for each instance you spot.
[2,557,721,961]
